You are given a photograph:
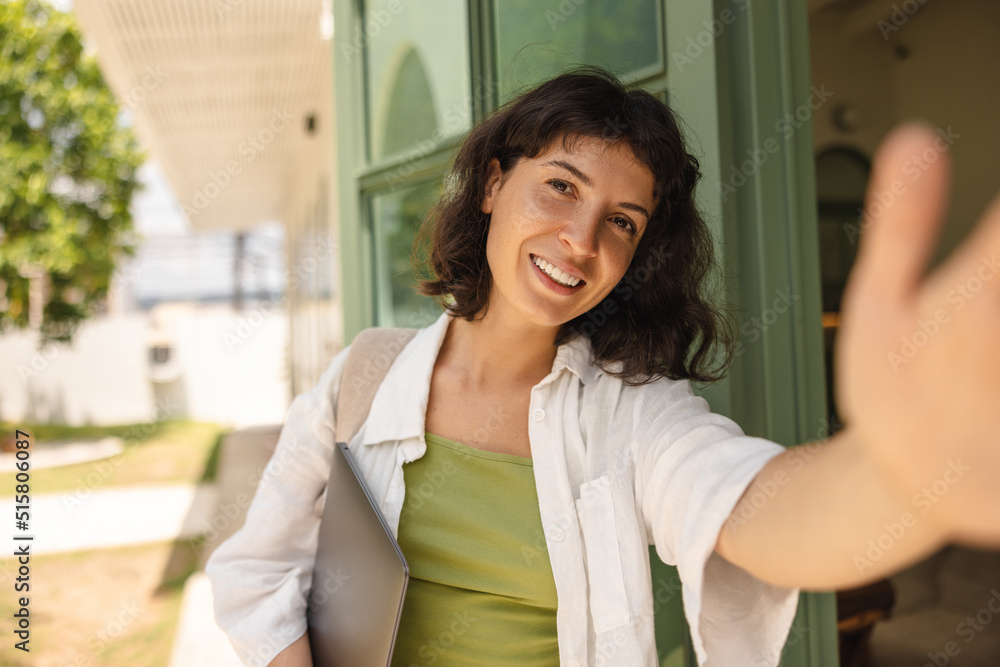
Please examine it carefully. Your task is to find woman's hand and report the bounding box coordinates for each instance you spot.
[835,122,1000,547]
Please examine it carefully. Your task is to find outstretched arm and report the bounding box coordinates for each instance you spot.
[268,633,313,667]
[715,426,953,590]
[715,123,1000,590]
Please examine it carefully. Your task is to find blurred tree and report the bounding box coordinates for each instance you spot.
[0,0,144,344]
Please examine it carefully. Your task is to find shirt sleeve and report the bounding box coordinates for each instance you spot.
[204,343,351,667]
[632,378,801,667]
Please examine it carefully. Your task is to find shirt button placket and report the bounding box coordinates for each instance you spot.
[531,391,583,667]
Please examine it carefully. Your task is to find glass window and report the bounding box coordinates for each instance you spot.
[493,0,662,102]
[815,147,869,313]
[369,179,444,329]
[363,0,471,161]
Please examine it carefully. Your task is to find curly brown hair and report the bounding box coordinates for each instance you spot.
[413,64,737,385]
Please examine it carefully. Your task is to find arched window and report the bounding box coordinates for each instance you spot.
[377,47,438,160]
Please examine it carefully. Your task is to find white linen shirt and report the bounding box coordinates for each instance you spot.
[205,311,801,667]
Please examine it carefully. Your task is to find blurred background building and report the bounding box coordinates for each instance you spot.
[2,0,999,665]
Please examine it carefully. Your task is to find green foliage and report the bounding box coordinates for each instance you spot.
[0,0,144,344]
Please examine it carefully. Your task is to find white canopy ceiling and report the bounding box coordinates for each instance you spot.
[73,0,332,232]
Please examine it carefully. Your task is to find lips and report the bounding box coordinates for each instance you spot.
[530,254,586,287]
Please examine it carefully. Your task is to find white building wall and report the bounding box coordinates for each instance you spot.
[0,303,290,428]
[2,314,156,426]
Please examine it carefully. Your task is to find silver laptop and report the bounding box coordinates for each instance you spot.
[307,442,409,666]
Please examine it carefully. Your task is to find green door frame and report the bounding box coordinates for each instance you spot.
[331,0,839,664]
[694,0,841,664]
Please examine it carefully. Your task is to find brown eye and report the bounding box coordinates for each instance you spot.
[547,179,571,193]
[613,216,638,236]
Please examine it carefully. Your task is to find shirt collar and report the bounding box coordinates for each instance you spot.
[359,310,602,446]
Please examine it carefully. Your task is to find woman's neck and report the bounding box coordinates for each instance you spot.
[440,311,561,390]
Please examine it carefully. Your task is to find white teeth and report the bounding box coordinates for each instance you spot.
[532,255,580,287]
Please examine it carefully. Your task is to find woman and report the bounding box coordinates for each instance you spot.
[206,66,1000,666]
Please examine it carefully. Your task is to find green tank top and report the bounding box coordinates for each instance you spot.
[389,432,560,666]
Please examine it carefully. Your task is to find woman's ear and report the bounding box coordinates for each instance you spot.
[481,158,502,215]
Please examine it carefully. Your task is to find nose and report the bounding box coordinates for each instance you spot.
[557,210,600,258]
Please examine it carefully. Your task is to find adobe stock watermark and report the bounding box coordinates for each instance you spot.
[853,459,970,575]
[15,261,142,382]
[191,433,313,558]
[718,85,834,201]
[923,588,1000,666]
[122,65,169,110]
[190,468,263,555]
[182,108,294,219]
[215,0,242,19]
[844,125,960,245]
[413,611,479,665]
[750,617,810,667]
[224,304,282,352]
[90,599,144,657]
[110,262,142,296]
[400,409,504,522]
[651,573,682,615]
[393,299,449,330]
[339,0,409,63]
[380,77,496,192]
[522,473,613,568]
[16,340,65,383]
[670,0,750,74]
[224,236,338,351]
[630,573,683,634]
[878,0,930,40]
[732,288,799,359]
[886,254,999,372]
[306,566,352,615]
[61,598,145,666]
[566,246,672,339]
[594,627,632,667]
[600,113,628,142]
[380,99,471,192]
[526,452,634,568]
[546,0,586,31]
[60,397,182,511]
[244,622,304,667]
[724,416,844,535]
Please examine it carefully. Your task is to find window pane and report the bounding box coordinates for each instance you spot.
[815,148,869,313]
[493,0,661,102]
[369,180,444,329]
[363,0,471,161]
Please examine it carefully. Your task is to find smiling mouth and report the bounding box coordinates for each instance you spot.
[530,254,585,288]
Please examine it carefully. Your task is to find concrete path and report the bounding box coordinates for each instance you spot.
[167,425,281,666]
[0,424,282,666]
[169,572,245,667]
[0,482,218,555]
[0,436,124,472]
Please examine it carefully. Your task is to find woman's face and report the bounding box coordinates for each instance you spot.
[480,133,657,332]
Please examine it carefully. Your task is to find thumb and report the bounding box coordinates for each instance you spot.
[846,123,952,307]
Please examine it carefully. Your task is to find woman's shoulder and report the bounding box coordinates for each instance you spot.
[570,335,696,396]
[564,337,704,429]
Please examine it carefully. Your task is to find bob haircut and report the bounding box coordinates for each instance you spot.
[414,65,736,386]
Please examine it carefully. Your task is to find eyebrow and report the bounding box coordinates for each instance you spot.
[542,159,651,221]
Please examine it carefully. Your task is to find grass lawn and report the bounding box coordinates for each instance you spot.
[0,420,227,496]
[0,422,231,665]
[0,539,201,667]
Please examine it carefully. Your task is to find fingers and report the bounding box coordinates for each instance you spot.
[850,123,952,305]
[937,172,1000,298]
